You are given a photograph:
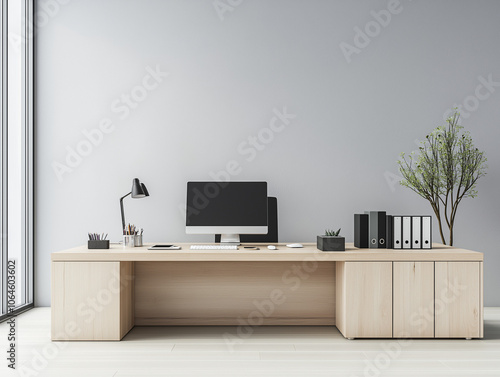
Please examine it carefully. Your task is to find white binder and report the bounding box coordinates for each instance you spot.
[412,216,422,249]
[402,216,411,249]
[422,216,432,249]
[393,216,402,249]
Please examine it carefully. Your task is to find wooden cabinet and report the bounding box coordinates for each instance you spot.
[336,262,393,338]
[51,261,134,341]
[338,260,483,339]
[435,262,482,338]
[393,262,435,338]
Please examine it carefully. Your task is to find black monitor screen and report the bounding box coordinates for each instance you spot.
[186,182,268,226]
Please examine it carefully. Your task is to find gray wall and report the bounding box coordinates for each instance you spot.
[36,0,500,306]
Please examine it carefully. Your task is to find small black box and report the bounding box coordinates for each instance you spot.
[88,240,109,249]
[354,214,369,248]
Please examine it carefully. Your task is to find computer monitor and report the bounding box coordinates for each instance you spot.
[185,181,268,244]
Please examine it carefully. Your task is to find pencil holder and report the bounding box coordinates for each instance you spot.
[88,240,109,249]
[134,234,143,247]
[123,235,135,248]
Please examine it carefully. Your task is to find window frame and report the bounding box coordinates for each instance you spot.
[0,0,34,322]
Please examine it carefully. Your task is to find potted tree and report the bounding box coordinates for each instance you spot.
[398,111,487,245]
[317,228,345,251]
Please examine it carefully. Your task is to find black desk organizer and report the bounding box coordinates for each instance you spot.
[88,240,109,249]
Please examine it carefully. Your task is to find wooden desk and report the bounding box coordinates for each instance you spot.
[51,243,483,341]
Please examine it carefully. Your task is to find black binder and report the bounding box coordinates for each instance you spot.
[354,214,369,248]
[366,211,387,249]
[386,215,393,249]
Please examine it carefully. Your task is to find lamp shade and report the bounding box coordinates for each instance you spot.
[131,178,149,198]
[141,183,149,197]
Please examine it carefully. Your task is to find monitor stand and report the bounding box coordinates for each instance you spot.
[220,234,240,245]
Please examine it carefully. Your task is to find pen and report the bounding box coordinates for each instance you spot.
[88,232,108,240]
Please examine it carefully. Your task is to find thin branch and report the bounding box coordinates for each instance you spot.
[397,111,487,246]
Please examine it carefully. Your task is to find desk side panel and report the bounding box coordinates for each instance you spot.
[120,262,135,338]
[335,262,346,336]
[51,262,121,340]
[480,261,484,338]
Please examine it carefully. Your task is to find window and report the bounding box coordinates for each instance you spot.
[0,0,33,321]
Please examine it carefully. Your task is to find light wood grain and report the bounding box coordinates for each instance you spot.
[120,262,135,338]
[393,261,435,338]
[435,262,481,338]
[51,243,484,340]
[51,243,484,262]
[335,261,346,336]
[480,261,484,338]
[52,262,122,340]
[134,261,336,326]
[51,262,65,339]
[336,262,393,338]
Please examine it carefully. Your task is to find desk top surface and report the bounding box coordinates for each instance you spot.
[51,243,483,262]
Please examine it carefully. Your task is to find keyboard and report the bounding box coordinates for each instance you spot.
[190,245,238,250]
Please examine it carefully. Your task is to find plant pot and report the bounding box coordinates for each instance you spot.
[317,235,345,252]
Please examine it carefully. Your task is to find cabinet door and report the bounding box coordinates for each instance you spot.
[435,262,480,338]
[339,262,393,338]
[393,262,434,338]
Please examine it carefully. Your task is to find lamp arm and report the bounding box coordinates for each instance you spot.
[120,192,131,232]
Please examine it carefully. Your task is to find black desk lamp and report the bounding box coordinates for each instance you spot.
[120,178,149,232]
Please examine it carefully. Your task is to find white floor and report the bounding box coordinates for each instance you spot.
[1,308,500,377]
